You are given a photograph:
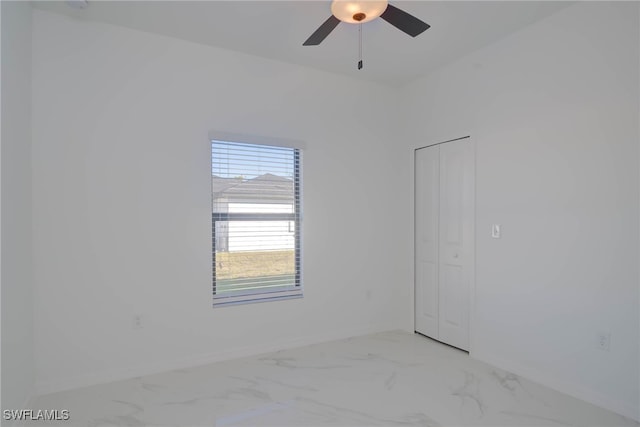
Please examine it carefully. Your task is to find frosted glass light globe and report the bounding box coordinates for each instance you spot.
[331,0,388,24]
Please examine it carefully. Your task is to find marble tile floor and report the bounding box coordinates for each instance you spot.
[28,331,639,427]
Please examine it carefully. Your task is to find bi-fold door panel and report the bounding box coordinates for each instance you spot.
[414,146,439,338]
[438,139,472,350]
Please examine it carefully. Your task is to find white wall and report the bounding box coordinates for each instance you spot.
[1,0,35,413]
[31,10,407,394]
[28,2,640,420]
[400,2,639,420]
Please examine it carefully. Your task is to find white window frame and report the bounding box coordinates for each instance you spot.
[211,136,303,307]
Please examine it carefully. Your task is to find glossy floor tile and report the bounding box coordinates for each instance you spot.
[29,331,639,426]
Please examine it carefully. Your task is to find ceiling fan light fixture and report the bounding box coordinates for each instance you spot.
[331,0,388,24]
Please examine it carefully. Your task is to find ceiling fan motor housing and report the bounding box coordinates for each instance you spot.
[331,0,388,24]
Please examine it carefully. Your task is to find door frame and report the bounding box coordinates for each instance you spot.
[413,134,476,355]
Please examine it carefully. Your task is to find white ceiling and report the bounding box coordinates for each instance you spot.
[32,1,572,87]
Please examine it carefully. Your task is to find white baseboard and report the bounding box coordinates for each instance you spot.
[35,323,394,397]
[471,349,640,423]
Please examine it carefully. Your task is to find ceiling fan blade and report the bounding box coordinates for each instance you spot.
[303,15,340,46]
[380,4,430,37]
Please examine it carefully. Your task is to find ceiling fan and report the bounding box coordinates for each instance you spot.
[303,0,430,46]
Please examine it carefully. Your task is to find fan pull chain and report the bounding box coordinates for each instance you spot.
[358,23,363,70]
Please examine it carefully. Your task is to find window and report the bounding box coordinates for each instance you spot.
[211,140,302,306]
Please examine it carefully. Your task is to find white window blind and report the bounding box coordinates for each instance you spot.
[211,140,302,306]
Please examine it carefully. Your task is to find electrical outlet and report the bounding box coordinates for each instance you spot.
[596,332,610,351]
[133,315,143,330]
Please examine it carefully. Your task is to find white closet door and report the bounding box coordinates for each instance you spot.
[438,138,473,351]
[414,145,440,338]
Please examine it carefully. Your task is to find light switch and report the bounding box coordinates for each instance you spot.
[492,224,501,239]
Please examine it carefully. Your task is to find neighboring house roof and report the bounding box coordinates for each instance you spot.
[212,173,294,203]
[211,175,243,193]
